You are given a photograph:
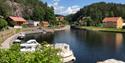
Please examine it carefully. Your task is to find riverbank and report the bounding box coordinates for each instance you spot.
[42,25,70,32]
[72,26,125,33]
[0,25,70,49]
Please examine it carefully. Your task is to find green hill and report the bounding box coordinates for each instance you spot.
[69,2,125,25]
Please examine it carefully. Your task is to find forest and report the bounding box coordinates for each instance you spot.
[67,2,125,26]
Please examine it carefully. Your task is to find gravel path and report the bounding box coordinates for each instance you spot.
[0,33,19,49]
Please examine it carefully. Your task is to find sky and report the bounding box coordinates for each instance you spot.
[43,0,125,15]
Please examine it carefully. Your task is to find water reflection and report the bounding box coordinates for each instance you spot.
[115,33,123,51]
[24,29,125,63]
[24,32,54,43]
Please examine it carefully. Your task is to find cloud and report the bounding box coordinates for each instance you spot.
[58,5,80,15]
[49,0,80,15]
[63,5,80,15]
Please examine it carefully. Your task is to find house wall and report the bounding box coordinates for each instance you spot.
[34,22,40,26]
[103,22,116,28]
[40,22,49,27]
[117,17,123,29]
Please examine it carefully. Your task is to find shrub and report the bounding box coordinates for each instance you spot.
[0,43,61,63]
[0,18,8,30]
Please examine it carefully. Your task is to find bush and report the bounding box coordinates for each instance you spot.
[0,43,61,63]
[0,18,8,30]
[22,24,28,28]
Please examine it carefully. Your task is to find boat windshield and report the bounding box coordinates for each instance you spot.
[21,46,32,49]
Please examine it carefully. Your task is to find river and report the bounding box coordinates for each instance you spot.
[24,29,125,63]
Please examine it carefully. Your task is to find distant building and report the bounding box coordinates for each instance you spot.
[40,21,49,27]
[102,17,124,29]
[56,16,65,21]
[8,16,27,28]
[28,20,40,27]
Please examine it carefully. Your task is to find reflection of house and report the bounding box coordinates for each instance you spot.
[102,17,124,29]
[8,16,27,28]
[56,16,64,21]
[115,33,123,50]
[28,20,40,26]
[40,21,49,27]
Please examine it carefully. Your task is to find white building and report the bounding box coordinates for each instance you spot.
[28,20,40,26]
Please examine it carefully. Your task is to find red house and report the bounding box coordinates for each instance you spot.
[8,16,27,27]
[102,17,124,29]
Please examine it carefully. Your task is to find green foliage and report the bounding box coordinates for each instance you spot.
[0,18,8,29]
[44,7,56,25]
[71,2,125,26]
[0,44,61,63]
[22,24,28,28]
[96,23,103,27]
[79,17,93,26]
[15,29,21,33]
[0,0,11,17]
[32,7,45,21]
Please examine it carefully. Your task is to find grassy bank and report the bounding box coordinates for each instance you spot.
[75,26,125,33]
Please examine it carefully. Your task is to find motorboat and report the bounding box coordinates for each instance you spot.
[43,30,47,34]
[18,32,25,39]
[20,39,40,52]
[13,39,21,44]
[20,39,40,46]
[20,39,40,47]
[20,44,38,52]
[54,43,76,63]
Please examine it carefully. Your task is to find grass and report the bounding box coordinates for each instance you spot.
[78,26,125,33]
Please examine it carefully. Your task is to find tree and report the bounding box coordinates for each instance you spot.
[32,7,45,21]
[79,17,92,26]
[0,18,8,30]
[44,7,56,25]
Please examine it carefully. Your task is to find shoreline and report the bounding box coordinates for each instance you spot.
[71,26,125,33]
[0,25,70,49]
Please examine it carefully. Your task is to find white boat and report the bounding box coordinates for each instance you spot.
[18,33,25,39]
[43,30,47,34]
[13,39,21,44]
[20,45,37,52]
[54,43,76,63]
[20,39,40,52]
[21,39,40,47]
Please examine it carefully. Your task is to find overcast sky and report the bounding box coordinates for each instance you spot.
[43,0,125,15]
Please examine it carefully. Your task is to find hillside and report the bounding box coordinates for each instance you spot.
[0,0,55,21]
[69,2,125,24]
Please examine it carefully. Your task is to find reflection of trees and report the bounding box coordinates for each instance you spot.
[73,30,103,48]
[101,32,116,52]
[73,30,124,52]
[24,33,54,44]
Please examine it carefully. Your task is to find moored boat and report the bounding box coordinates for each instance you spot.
[54,43,76,63]
[20,39,40,52]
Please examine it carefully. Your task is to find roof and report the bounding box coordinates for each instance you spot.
[102,17,121,22]
[41,21,49,24]
[9,16,26,22]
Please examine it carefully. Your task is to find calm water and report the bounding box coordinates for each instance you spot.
[25,29,125,63]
